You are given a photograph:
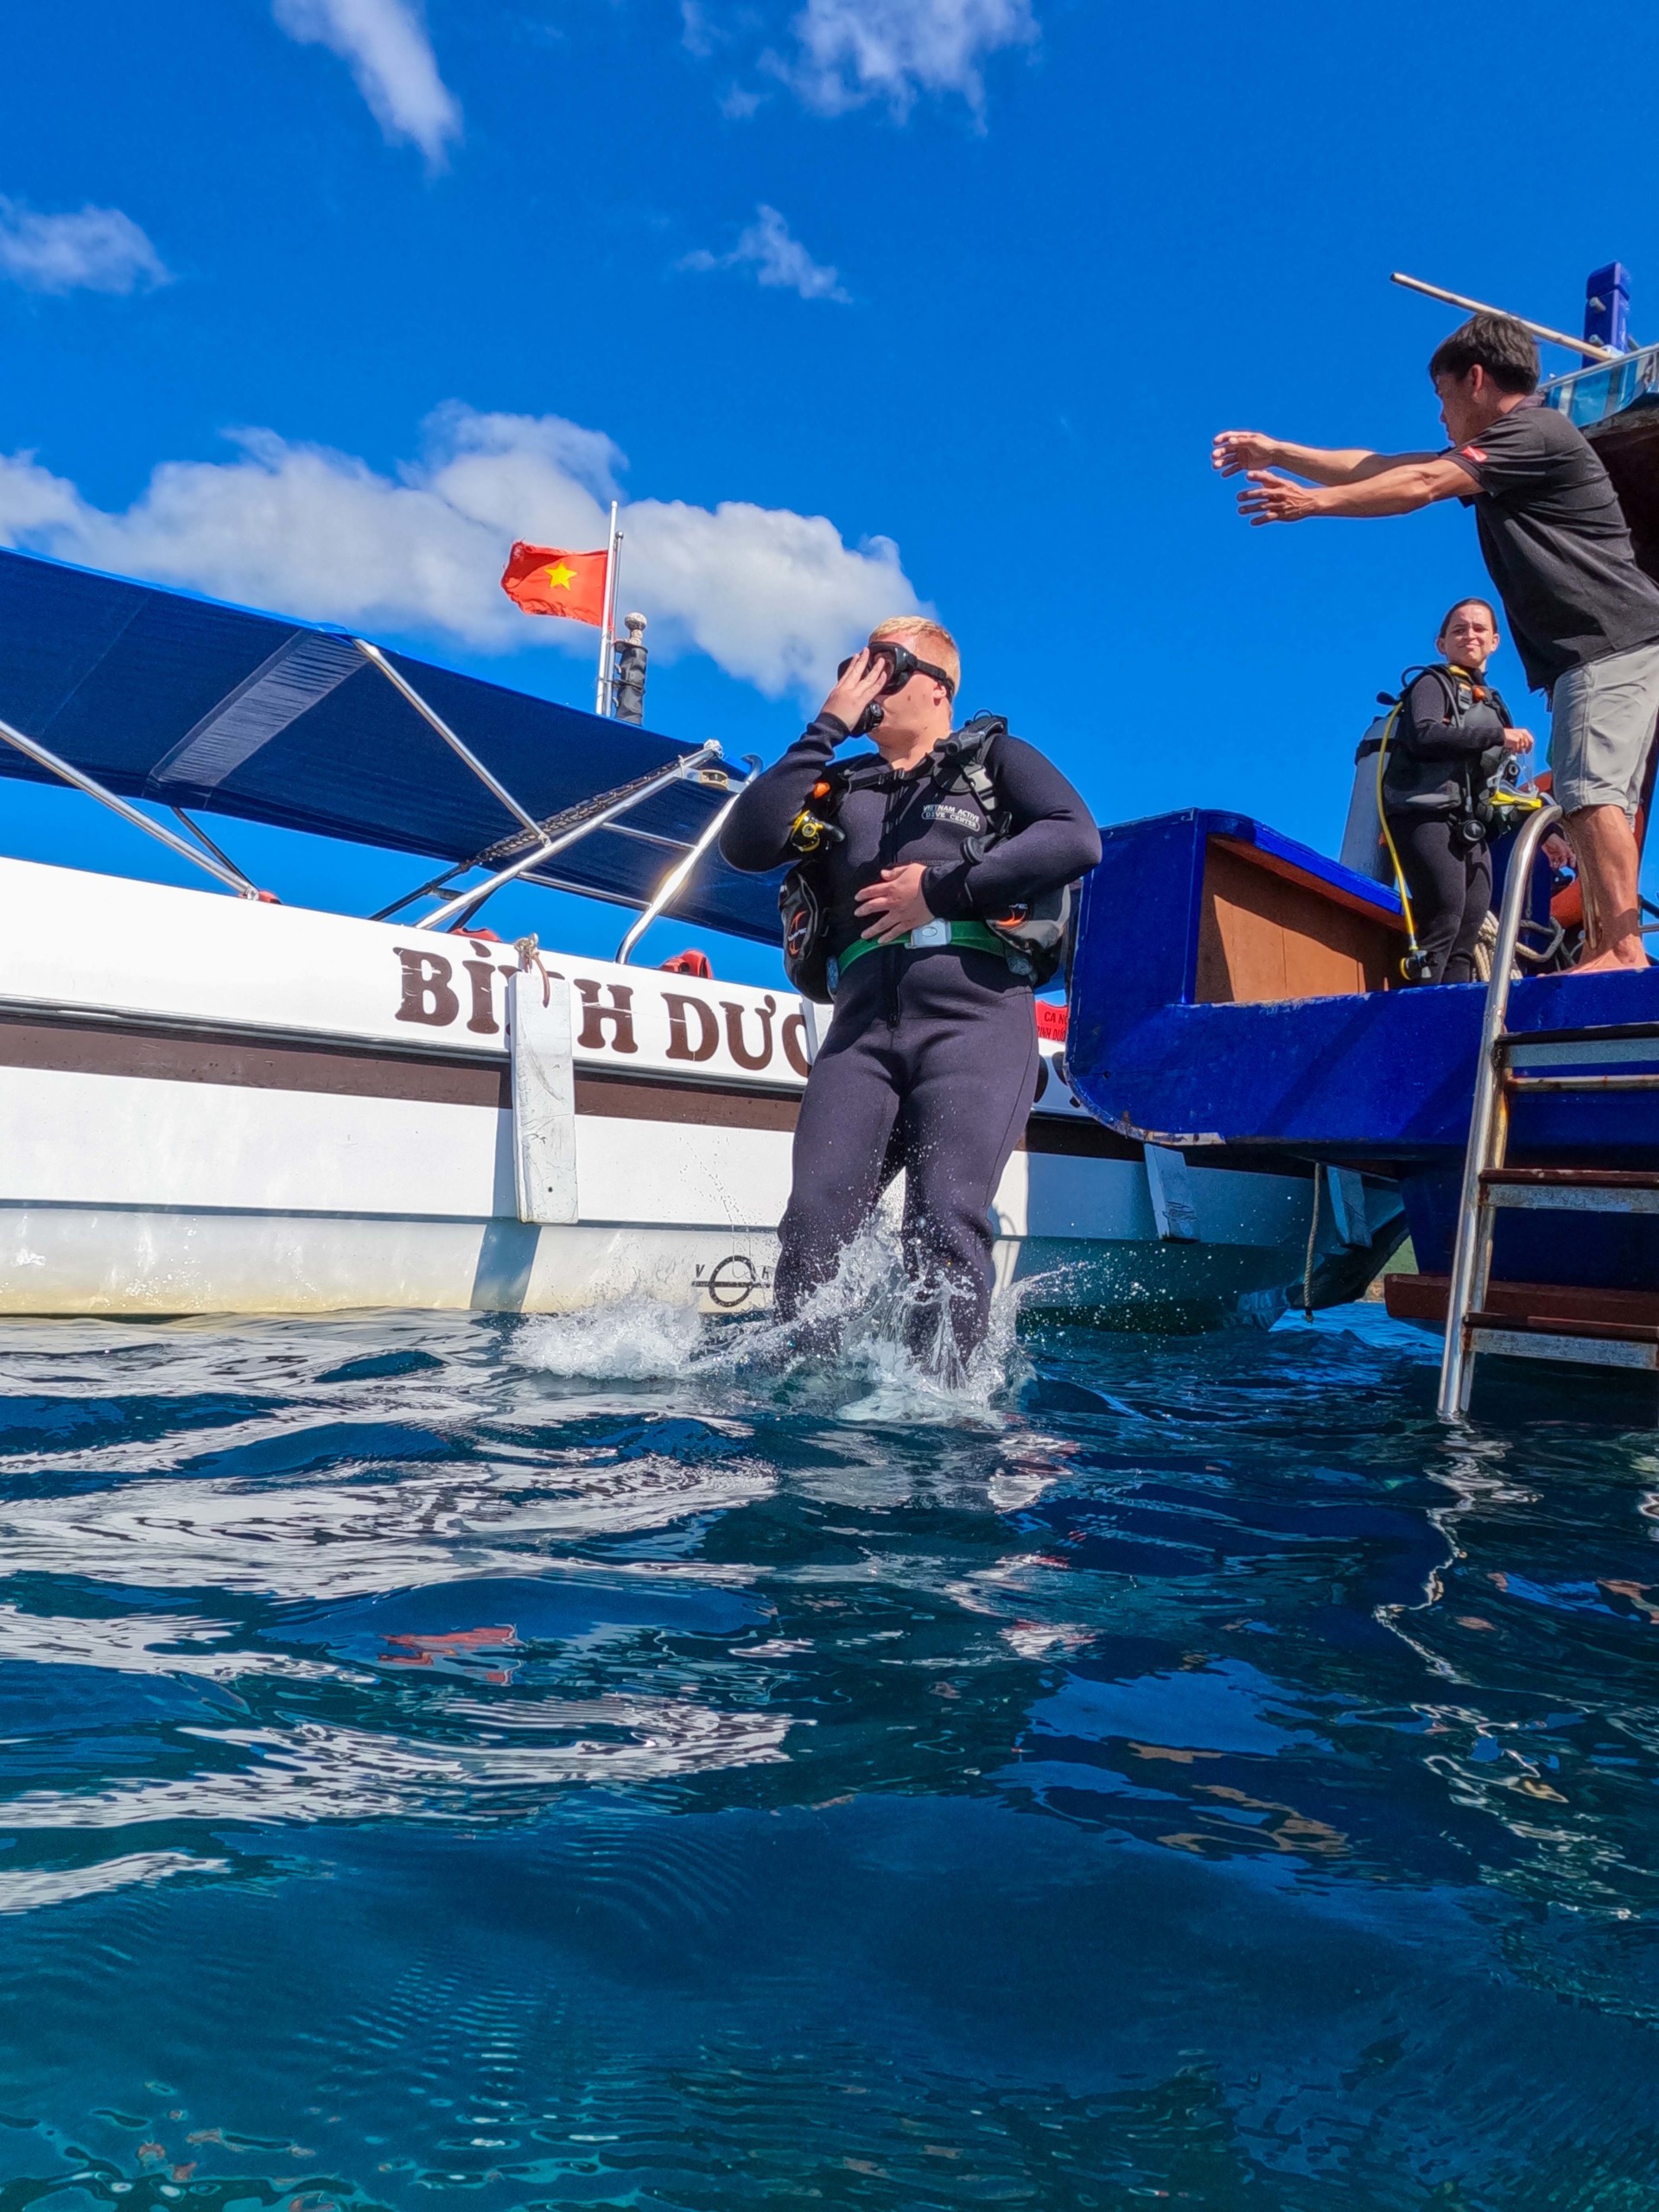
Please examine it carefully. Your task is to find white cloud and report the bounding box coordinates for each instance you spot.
[0,198,170,296]
[680,205,849,304]
[272,0,461,166]
[773,0,1037,115]
[0,406,918,699]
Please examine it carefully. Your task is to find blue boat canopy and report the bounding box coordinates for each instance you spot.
[0,546,784,944]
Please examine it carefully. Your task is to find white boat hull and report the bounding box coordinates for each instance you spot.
[0,857,1402,1325]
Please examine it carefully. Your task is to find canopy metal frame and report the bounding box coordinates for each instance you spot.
[0,629,734,932]
[0,712,261,899]
[347,639,729,933]
[615,754,760,964]
[352,638,545,840]
[416,746,722,931]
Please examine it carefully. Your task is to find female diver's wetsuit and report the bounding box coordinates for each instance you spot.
[1382,664,1511,984]
[720,712,1101,1362]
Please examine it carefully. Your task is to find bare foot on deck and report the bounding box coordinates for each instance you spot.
[1572,942,1650,974]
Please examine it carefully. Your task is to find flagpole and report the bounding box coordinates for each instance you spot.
[594,500,620,715]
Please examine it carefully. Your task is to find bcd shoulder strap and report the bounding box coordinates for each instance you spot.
[1389,665,1461,761]
[936,714,1012,840]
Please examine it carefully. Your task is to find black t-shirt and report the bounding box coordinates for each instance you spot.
[1448,397,1659,691]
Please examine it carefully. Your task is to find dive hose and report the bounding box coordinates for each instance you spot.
[1373,702,1433,986]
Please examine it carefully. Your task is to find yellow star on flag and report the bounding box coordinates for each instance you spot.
[541,561,575,590]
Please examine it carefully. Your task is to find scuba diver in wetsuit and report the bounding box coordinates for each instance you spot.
[719,617,1101,1370]
[1382,597,1535,983]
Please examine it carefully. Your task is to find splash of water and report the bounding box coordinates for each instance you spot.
[518,1221,1041,1427]
[513,1296,707,1383]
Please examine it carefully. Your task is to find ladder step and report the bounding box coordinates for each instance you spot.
[1503,1032,1659,1072]
[1385,1274,1659,1330]
[1468,1316,1659,1370]
[1498,1020,1659,1052]
[1478,1167,1659,1214]
[1483,1166,1659,1185]
[1506,1071,1659,1092]
[1467,1309,1659,1344]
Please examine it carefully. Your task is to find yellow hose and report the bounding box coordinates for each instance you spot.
[1372,701,1424,980]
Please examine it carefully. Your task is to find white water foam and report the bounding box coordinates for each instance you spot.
[516,1297,709,1382]
[518,1221,1049,1429]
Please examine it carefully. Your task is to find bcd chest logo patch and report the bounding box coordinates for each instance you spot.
[921,801,982,830]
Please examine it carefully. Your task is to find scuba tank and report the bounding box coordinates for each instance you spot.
[778,715,1073,1002]
[1338,709,1395,884]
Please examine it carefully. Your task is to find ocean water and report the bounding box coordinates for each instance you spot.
[0,1291,1656,2211]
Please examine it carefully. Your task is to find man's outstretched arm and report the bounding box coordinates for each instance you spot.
[1235,454,1475,524]
[1211,430,1441,486]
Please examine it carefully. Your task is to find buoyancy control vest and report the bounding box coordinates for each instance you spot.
[778,714,1074,1003]
[1381,663,1514,836]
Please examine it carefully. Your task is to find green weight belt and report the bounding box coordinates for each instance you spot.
[832,918,1010,984]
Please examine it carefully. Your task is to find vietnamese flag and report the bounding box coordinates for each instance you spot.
[500,540,609,627]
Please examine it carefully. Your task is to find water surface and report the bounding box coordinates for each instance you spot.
[0,1299,1655,2210]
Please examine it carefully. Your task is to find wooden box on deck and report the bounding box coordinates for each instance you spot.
[1195,836,1405,1005]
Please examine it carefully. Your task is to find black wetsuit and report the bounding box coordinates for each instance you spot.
[721,713,1101,1359]
[1382,665,1511,984]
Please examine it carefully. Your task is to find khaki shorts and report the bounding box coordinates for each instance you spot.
[1548,638,1659,817]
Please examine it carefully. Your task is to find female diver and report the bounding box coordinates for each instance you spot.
[1382,598,1534,983]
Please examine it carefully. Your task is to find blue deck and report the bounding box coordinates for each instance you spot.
[1066,810,1659,1281]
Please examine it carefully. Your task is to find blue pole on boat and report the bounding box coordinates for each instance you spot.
[1584,264,1631,354]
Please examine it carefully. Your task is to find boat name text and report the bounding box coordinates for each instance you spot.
[392,947,810,1076]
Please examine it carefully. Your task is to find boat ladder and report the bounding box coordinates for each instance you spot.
[1438,799,1659,1414]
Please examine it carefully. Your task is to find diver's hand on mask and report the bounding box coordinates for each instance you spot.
[855,864,933,944]
[819,648,889,734]
[1504,728,1535,755]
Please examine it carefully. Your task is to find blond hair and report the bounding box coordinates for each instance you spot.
[869,616,959,697]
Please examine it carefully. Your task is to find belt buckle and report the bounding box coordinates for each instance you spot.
[907,918,950,949]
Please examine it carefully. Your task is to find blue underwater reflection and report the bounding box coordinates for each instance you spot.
[0,1300,1655,2210]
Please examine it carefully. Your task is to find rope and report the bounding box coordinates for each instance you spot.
[370,762,705,923]
[470,765,686,870]
[1301,1168,1322,1322]
[513,934,552,1006]
[1471,907,1501,983]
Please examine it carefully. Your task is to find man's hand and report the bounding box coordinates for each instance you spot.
[1211,430,1282,476]
[855,864,933,944]
[1236,470,1326,525]
[819,647,890,734]
[1503,728,1535,756]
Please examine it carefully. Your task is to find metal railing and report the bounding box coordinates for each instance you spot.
[416,744,721,931]
[1437,801,1562,1418]
[0,714,262,899]
[347,642,727,933]
[1541,343,1659,430]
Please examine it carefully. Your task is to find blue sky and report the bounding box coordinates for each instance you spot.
[2,0,1657,982]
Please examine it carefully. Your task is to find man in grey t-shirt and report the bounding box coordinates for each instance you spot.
[1213,314,1659,974]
